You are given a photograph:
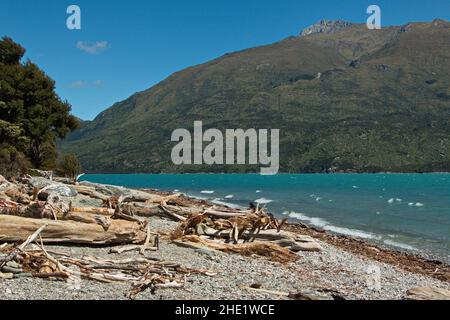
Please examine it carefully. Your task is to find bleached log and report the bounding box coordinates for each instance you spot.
[69,206,115,215]
[0,215,146,245]
[109,244,157,254]
[179,235,298,262]
[62,212,111,231]
[203,210,248,218]
[125,203,164,217]
[195,225,322,251]
[198,225,296,241]
[158,205,187,221]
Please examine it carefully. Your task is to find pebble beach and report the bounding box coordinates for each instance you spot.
[1,214,448,300]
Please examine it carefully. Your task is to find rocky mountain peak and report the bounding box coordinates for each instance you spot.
[301,19,354,36]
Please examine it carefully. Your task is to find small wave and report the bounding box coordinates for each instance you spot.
[287,212,380,240]
[200,190,215,194]
[324,225,381,240]
[408,202,424,207]
[224,195,234,199]
[211,198,241,209]
[383,240,418,251]
[287,212,328,228]
[256,190,262,193]
[254,197,273,204]
[388,198,402,204]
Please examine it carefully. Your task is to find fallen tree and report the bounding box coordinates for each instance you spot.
[0,215,146,245]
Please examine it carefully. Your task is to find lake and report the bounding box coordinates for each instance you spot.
[79,173,450,262]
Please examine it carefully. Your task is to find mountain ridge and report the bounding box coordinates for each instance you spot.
[60,19,450,173]
[300,19,356,36]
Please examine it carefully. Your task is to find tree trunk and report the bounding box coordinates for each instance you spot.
[0,215,146,245]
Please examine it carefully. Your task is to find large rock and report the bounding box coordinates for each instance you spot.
[406,287,450,300]
[28,177,77,197]
[41,184,77,197]
[63,194,103,208]
[79,181,159,201]
[27,177,55,189]
[291,241,323,252]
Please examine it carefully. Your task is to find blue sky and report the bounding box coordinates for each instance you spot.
[1,0,449,120]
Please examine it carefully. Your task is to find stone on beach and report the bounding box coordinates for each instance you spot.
[28,177,77,197]
[0,272,14,279]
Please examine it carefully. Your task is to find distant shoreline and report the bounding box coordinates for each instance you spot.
[80,171,450,175]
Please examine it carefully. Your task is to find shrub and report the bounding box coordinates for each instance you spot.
[58,154,82,182]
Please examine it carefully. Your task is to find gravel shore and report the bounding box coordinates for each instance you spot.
[1,216,448,300]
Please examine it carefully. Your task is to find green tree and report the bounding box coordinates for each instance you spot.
[59,154,82,182]
[0,37,79,170]
[0,36,25,65]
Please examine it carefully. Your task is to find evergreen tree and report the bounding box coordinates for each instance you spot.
[0,37,78,172]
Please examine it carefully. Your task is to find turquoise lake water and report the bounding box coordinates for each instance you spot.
[79,174,450,261]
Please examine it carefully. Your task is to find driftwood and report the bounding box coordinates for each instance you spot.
[203,208,250,218]
[195,225,322,252]
[0,215,146,245]
[169,202,324,259]
[68,205,115,216]
[118,203,163,217]
[179,235,298,263]
[0,223,48,269]
[158,205,187,222]
[0,227,215,299]
[62,212,112,231]
[109,244,158,254]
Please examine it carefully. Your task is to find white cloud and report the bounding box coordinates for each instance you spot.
[76,41,109,54]
[70,80,88,88]
[70,80,104,89]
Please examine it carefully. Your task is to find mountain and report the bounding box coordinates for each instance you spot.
[60,19,450,173]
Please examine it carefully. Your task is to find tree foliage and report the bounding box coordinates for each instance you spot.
[58,154,82,181]
[0,37,78,173]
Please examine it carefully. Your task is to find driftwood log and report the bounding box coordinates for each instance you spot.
[179,235,298,263]
[0,215,146,245]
